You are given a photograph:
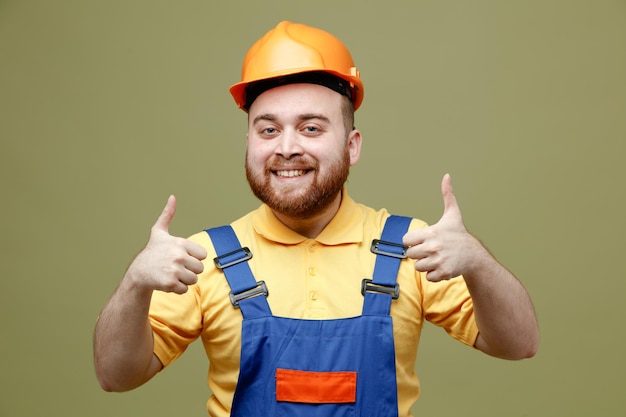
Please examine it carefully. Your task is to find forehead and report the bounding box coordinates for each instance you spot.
[248,83,344,121]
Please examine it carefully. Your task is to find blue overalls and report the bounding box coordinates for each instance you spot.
[206,215,411,417]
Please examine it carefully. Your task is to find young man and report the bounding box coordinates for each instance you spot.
[94,21,538,417]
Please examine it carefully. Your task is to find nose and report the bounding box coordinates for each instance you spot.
[274,129,303,159]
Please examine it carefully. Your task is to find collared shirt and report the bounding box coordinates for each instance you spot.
[150,192,478,417]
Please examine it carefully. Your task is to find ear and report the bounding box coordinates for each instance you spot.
[347,129,362,166]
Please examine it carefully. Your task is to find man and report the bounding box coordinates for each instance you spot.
[94,21,538,417]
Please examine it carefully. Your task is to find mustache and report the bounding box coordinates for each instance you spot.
[266,155,318,169]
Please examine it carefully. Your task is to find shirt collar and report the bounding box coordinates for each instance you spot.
[252,189,364,245]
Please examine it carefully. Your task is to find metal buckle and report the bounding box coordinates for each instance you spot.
[361,279,400,300]
[213,247,253,269]
[229,281,268,307]
[370,239,408,259]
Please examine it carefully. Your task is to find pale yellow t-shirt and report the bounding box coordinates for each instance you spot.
[149,192,478,417]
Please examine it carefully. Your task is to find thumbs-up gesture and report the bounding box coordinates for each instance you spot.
[126,196,208,294]
[403,174,486,282]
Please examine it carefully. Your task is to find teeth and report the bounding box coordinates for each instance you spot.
[276,170,306,178]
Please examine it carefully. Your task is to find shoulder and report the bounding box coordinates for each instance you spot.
[187,207,262,255]
[355,201,429,235]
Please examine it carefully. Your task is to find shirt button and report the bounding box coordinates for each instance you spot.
[308,267,316,276]
[309,291,318,300]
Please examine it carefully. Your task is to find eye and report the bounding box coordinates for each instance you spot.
[258,126,279,138]
[301,125,323,136]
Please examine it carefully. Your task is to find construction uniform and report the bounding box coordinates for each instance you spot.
[149,192,478,416]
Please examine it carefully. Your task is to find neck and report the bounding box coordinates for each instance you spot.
[272,192,342,239]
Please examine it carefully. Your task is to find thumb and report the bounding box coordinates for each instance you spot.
[153,195,176,233]
[440,174,462,220]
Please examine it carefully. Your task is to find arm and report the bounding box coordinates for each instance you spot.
[463,249,538,359]
[93,196,207,391]
[403,174,539,360]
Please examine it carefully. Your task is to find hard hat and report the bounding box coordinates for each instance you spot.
[229,21,364,111]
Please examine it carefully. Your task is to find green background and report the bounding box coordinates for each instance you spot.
[1,0,625,416]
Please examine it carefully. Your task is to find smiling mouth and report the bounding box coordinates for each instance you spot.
[274,169,309,178]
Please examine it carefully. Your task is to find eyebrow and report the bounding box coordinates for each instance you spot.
[252,113,331,125]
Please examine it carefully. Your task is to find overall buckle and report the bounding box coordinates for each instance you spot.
[361,279,400,300]
[229,281,269,307]
[370,239,407,259]
[213,247,253,269]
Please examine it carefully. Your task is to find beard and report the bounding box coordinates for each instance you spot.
[245,148,351,219]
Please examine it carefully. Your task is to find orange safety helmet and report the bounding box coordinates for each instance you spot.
[229,21,364,112]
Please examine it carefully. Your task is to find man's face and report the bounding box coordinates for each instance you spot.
[245,83,361,219]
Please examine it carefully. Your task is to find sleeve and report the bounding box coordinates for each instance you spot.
[149,282,203,368]
[421,273,479,347]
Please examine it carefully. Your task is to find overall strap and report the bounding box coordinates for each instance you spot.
[205,226,272,319]
[362,215,412,316]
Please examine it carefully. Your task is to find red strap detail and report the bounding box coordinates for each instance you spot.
[275,368,357,404]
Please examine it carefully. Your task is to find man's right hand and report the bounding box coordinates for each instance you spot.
[126,195,208,294]
[94,195,208,392]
